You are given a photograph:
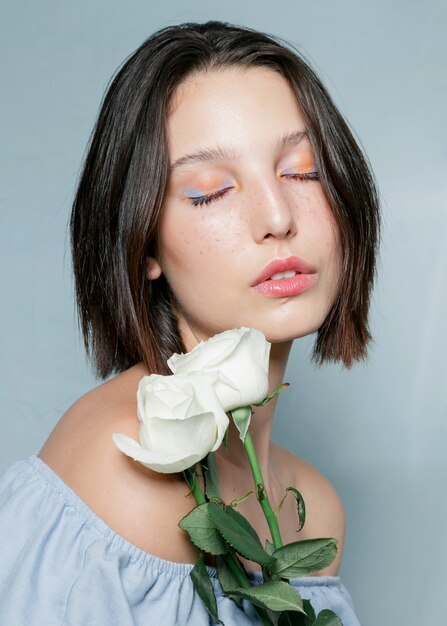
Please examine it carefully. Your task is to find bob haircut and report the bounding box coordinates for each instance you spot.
[71,20,380,379]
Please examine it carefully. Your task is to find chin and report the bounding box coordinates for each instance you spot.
[247,320,321,345]
[180,310,324,347]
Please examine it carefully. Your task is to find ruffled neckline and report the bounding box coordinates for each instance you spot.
[27,453,342,586]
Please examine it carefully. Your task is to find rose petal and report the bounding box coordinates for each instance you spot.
[144,412,218,456]
[166,328,270,410]
[112,433,205,473]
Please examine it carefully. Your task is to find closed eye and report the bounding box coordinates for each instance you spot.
[187,170,318,207]
[188,186,234,207]
[281,171,319,182]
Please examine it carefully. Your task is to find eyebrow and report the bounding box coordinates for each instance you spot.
[169,129,309,171]
[278,129,308,149]
[170,145,237,171]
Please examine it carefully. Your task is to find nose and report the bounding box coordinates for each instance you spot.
[250,176,297,243]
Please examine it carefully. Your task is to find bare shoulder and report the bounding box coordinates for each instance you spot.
[39,364,200,564]
[272,443,346,575]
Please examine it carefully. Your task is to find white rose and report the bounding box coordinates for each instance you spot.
[112,373,229,474]
[167,327,271,411]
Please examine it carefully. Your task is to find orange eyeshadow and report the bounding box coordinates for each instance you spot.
[289,155,316,172]
[182,175,234,196]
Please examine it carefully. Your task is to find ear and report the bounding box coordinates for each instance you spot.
[146,256,162,280]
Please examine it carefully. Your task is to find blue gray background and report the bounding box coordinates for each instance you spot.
[1,1,446,624]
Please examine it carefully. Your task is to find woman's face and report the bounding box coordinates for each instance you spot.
[148,66,342,347]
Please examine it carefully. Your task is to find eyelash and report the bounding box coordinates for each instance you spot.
[282,171,319,182]
[188,171,319,207]
[189,187,233,207]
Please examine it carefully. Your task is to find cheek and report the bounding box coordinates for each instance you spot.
[320,216,343,299]
[300,191,339,250]
[322,214,341,262]
[304,195,342,291]
[158,209,243,278]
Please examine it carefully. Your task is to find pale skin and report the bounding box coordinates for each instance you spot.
[40,67,345,575]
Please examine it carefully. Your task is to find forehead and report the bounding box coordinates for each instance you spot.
[166,66,306,162]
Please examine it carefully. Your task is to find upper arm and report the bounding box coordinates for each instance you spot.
[39,390,201,564]
[278,447,346,575]
[301,462,346,574]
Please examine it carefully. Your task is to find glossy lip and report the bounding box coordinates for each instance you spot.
[251,256,318,298]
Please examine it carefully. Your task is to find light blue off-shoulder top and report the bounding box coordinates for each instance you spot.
[0,455,361,625]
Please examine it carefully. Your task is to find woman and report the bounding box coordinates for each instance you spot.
[0,21,379,625]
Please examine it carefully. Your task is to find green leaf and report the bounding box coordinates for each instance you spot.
[225,504,262,543]
[254,383,290,406]
[223,428,229,449]
[179,503,228,555]
[272,539,338,578]
[278,610,312,626]
[263,541,278,583]
[263,581,313,626]
[203,452,221,500]
[266,610,282,626]
[216,556,244,607]
[286,487,306,532]
[302,600,316,621]
[311,609,343,625]
[208,502,276,567]
[190,556,224,625]
[229,580,305,613]
[230,406,252,441]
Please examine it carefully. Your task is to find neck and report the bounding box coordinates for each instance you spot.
[216,340,292,489]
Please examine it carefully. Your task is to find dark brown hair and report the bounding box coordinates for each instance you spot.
[71,20,380,378]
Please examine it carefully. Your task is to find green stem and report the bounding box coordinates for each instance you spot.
[225,554,272,626]
[225,553,250,588]
[243,432,283,551]
[183,467,207,505]
[183,466,272,626]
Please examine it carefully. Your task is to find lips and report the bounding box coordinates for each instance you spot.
[251,256,316,286]
[251,256,318,297]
